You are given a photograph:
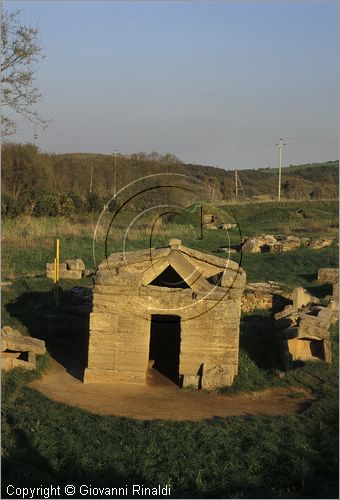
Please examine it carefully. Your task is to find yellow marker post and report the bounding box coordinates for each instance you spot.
[53,257,57,284]
[56,238,60,282]
[54,238,60,306]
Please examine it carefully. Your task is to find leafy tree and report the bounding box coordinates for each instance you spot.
[1,9,47,136]
[282,177,305,200]
[86,193,102,213]
[2,142,45,200]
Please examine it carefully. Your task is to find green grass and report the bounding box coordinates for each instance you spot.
[240,245,339,290]
[1,327,338,499]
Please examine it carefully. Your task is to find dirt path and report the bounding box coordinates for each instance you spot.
[30,359,316,421]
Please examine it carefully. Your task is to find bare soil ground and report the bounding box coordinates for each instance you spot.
[30,359,316,421]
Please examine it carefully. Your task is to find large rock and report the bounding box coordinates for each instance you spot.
[1,326,46,354]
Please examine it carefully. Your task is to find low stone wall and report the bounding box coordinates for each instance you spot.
[46,259,85,280]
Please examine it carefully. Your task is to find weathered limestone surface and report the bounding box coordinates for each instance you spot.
[84,240,246,389]
[1,326,46,371]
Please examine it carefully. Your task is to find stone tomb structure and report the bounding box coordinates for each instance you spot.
[84,239,246,389]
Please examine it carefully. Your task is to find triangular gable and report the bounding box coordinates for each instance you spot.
[169,250,211,292]
[141,250,212,292]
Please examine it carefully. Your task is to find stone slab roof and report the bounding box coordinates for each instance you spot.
[96,239,245,291]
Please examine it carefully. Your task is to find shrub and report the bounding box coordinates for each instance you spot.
[86,192,102,212]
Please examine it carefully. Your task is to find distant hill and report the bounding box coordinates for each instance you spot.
[1,142,338,217]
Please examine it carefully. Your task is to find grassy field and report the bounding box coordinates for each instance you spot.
[2,200,338,282]
[1,198,339,498]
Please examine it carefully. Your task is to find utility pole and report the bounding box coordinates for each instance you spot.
[235,169,238,199]
[33,125,38,144]
[89,165,93,194]
[113,149,118,197]
[276,138,286,202]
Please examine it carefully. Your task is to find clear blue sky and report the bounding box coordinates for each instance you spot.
[5,0,339,169]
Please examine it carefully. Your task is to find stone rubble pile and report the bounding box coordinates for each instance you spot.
[241,234,334,253]
[275,269,339,370]
[1,325,46,371]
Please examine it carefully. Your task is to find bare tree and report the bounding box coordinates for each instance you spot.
[1,9,47,137]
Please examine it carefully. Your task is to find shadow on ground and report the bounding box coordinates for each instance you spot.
[5,281,91,381]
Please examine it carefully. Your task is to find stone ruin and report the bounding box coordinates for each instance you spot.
[241,234,334,253]
[241,281,290,313]
[275,268,339,369]
[84,239,246,389]
[1,325,46,370]
[46,259,85,280]
[203,214,237,231]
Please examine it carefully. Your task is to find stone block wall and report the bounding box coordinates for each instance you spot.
[84,242,246,389]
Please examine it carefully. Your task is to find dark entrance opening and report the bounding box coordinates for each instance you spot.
[150,265,189,289]
[309,339,324,360]
[149,315,181,385]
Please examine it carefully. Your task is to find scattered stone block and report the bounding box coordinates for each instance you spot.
[241,235,333,254]
[274,305,297,320]
[287,337,326,362]
[275,272,337,369]
[1,326,46,354]
[297,320,329,340]
[1,326,46,371]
